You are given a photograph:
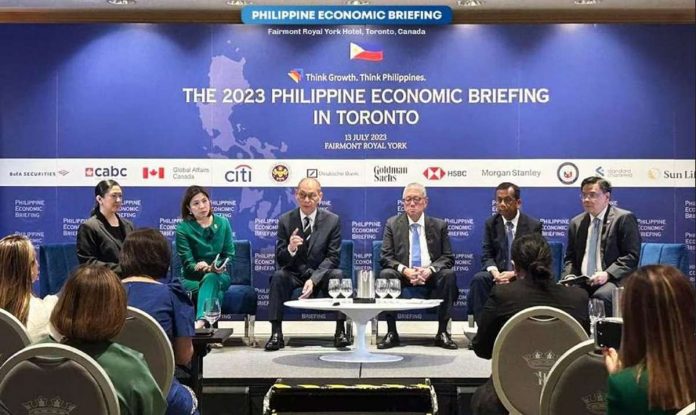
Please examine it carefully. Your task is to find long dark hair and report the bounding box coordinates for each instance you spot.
[511,234,552,282]
[620,265,695,410]
[90,180,121,216]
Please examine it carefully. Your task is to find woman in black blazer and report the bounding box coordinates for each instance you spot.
[76,180,134,274]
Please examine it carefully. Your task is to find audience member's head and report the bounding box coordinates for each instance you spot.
[620,265,695,410]
[0,234,38,324]
[510,233,552,283]
[50,265,127,343]
[120,228,171,280]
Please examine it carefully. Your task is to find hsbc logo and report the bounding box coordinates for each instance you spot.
[422,167,467,181]
[85,166,128,178]
[423,167,446,180]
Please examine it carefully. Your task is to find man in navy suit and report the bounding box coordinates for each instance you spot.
[467,182,543,324]
[378,182,459,350]
[563,176,641,316]
[265,178,348,351]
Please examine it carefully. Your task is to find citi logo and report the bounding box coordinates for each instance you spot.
[225,164,252,183]
[423,167,446,180]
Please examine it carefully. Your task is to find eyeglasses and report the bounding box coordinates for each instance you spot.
[496,197,516,205]
[580,192,605,201]
[297,192,319,201]
[403,196,424,204]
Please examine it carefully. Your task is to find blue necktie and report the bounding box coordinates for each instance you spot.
[587,217,601,277]
[411,223,421,268]
[505,221,514,271]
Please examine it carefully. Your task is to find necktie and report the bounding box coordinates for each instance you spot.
[505,221,514,271]
[303,216,312,239]
[410,223,421,268]
[587,217,601,277]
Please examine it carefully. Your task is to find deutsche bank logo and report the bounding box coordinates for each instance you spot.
[225,164,252,183]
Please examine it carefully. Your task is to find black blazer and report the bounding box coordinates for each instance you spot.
[380,214,454,273]
[480,212,543,271]
[472,278,590,359]
[76,214,135,273]
[275,208,342,285]
[563,205,641,281]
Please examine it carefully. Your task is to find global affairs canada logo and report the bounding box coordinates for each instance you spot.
[270,164,290,183]
[423,167,446,180]
[557,162,579,185]
[349,42,383,62]
[288,68,303,83]
[142,167,165,179]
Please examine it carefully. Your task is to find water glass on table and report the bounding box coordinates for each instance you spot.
[388,279,401,300]
[203,298,222,328]
[340,279,353,299]
[588,298,605,336]
[375,278,389,300]
[328,279,341,301]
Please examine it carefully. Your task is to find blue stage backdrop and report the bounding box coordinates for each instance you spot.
[1,24,694,320]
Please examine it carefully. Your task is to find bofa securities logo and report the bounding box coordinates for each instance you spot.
[557,162,579,185]
[270,164,290,183]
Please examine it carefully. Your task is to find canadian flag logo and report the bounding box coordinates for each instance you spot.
[143,167,165,179]
[423,167,446,180]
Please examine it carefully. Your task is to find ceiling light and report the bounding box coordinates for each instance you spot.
[226,0,253,5]
[457,0,484,6]
[106,0,136,5]
[574,0,600,4]
[346,0,370,5]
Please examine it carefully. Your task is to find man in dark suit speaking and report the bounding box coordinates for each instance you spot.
[378,182,459,350]
[467,182,543,323]
[265,178,348,351]
[563,176,641,316]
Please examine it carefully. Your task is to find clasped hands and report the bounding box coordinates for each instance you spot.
[589,271,609,286]
[194,260,225,274]
[403,266,432,285]
[492,270,516,285]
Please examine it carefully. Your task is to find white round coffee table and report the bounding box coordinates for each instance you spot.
[284,298,442,363]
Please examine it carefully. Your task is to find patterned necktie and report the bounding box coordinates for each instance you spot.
[587,217,601,276]
[410,223,421,268]
[505,221,515,271]
[303,216,312,239]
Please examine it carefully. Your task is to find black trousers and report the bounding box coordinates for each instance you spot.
[378,268,458,325]
[467,271,495,322]
[267,268,345,322]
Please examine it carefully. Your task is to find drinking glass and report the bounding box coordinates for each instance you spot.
[388,279,401,299]
[328,279,341,300]
[340,279,353,299]
[375,278,389,300]
[203,298,222,327]
[588,299,606,336]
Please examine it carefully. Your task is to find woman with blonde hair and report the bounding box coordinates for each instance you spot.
[50,264,166,415]
[0,234,57,342]
[604,264,695,414]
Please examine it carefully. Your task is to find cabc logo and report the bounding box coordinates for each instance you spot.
[423,167,446,181]
[85,166,128,178]
[557,162,579,185]
[270,164,290,183]
[225,164,253,183]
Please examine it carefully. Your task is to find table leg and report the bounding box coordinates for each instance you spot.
[191,345,205,397]
[320,314,402,363]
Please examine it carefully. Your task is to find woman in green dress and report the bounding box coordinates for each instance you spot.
[175,185,234,328]
[604,265,695,415]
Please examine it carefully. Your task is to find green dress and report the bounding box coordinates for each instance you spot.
[175,214,235,319]
[67,341,166,415]
[607,366,679,415]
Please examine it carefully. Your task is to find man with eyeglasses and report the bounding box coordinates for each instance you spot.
[467,182,543,324]
[264,177,348,351]
[563,176,641,316]
[378,182,459,350]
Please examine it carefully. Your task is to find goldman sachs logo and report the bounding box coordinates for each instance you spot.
[374,165,408,182]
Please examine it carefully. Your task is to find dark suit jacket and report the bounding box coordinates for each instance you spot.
[472,278,590,359]
[76,214,134,273]
[380,214,454,273]
[275,208,342,285]
[563,205,641,281]
[481,212,543,271]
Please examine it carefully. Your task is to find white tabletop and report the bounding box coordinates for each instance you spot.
[284,298,442,312]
